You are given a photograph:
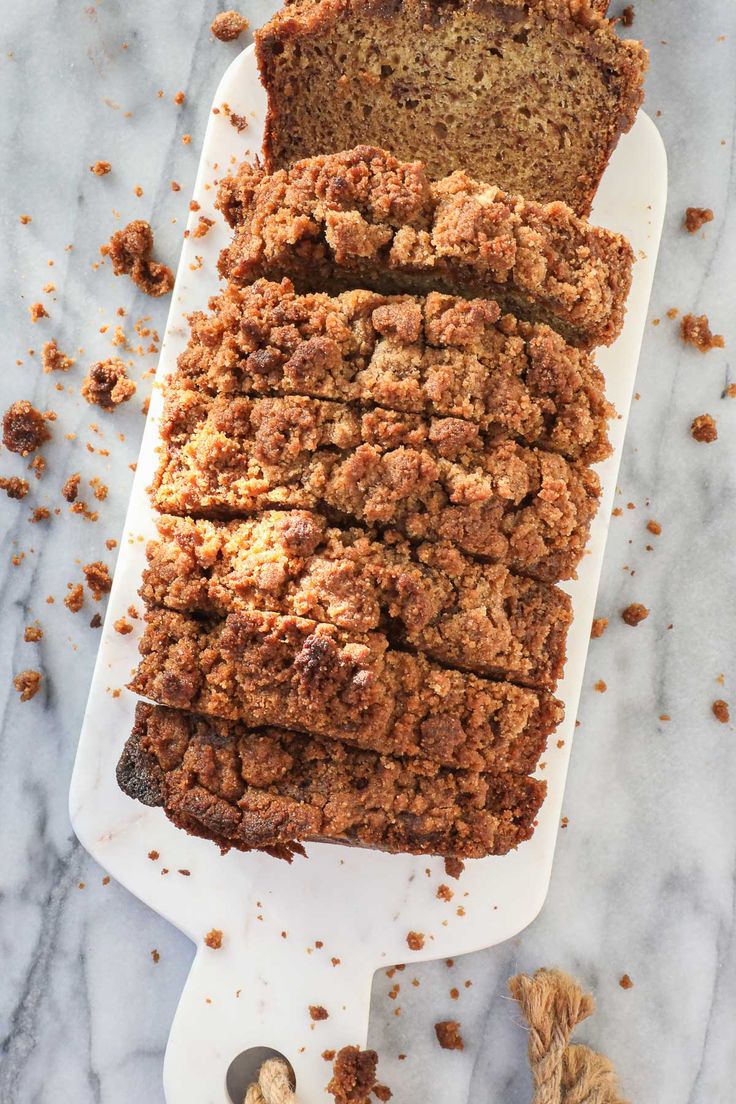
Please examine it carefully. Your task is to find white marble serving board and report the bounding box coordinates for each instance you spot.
[69,44,666,1104]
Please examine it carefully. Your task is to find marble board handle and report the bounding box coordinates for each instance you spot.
[163,928,374,1103]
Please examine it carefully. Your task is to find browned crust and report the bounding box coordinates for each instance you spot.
[118,702,547,859]
[142,512,571,689]
[216,148,634,348]
[153,392,601,583]
[179,278,613,463]
[256,0,646,216]
[129,607,563,772]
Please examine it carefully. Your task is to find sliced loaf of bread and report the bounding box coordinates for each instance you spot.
[256,0,646,215]
[217,146,634,348]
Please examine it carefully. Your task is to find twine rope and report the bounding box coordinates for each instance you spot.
[509,968,629,1104]
[244,968,628,1103]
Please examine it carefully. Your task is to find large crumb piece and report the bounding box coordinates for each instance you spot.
[83,560,112,600]
[309,1005,329,1021]
[712,699,730,724]
[3,401,51,456]
[14,669,42,701]
[65,583,85,613]
[681,314,725,352]
[42,339,74,373]
[100,220,174,298]
[204,928,223,949]
[211,10,249,41]
[82,358,136,410]
[328,1046,378,1104]
[24,623,43,642]
[590,617,608,638]
[444,856,464,879]
[0,475,30,500]
[62,472,81,502]
[691,413,717,443]
[684,207,714,233]
[622,603,649,626]
[30,302,49,323]
[406,931,425,951]
[434,1020,464,1051]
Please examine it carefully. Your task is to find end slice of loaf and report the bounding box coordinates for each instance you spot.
[217,146,634,349]
[256,0,647,216]
[118,702,547,859]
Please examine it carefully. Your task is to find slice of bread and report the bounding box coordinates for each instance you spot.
[256,0,647,216]
[217,146,634,348]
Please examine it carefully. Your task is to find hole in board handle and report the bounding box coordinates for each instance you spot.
[226,1047,296,1103]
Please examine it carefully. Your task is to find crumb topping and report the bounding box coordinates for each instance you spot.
[100,220,174,298]
[82,358,136,410]
[3,401,51,456]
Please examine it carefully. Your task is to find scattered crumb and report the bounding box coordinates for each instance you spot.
[619,974,634,990]
[646,519,662,535]
[684,207,713,233]
[434,1020,464,1051]
[20,214,32,225]
[681,314,725,352]
[148,850,159,861]
[374,1086,392,1102]
[204,928,223,949]
[309,1005,329,1021]
[24,623,43,642]
[590,617,608,639]
[192,216,215,238]
[174,90,186,105]
[151,949,160,964]
[65,583,85,613]
[436,884,454,902]
[230,112,249,132]
[211,10,249,41]
[62,472,81,502]
[620,4,635,25]
[171,181,181,192]
[133,185,144,197]
[594,680,607,693]
[83,560,112,600]
[181,134,192,145]
[114,616,133,635]
[691,413,717,443]
[82,358,136,410]
[29,506,50,523]
[444,856,464,880]
[29,302,49,323]
[90,476,108,501]
[90,160,112,176]
[322,1050,337,1062]
[89,613,103,629]
[712,699,730,724]
[100,220,174,297]
[327,1046,378,1104]
[406,931,425,951]
[622,603,649,627]
[0,476,30,500]
[3,401,51,456]
[42,339,74,373]
[14,669,42,701]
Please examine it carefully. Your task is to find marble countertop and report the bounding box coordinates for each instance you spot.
[1,2,734,1101]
